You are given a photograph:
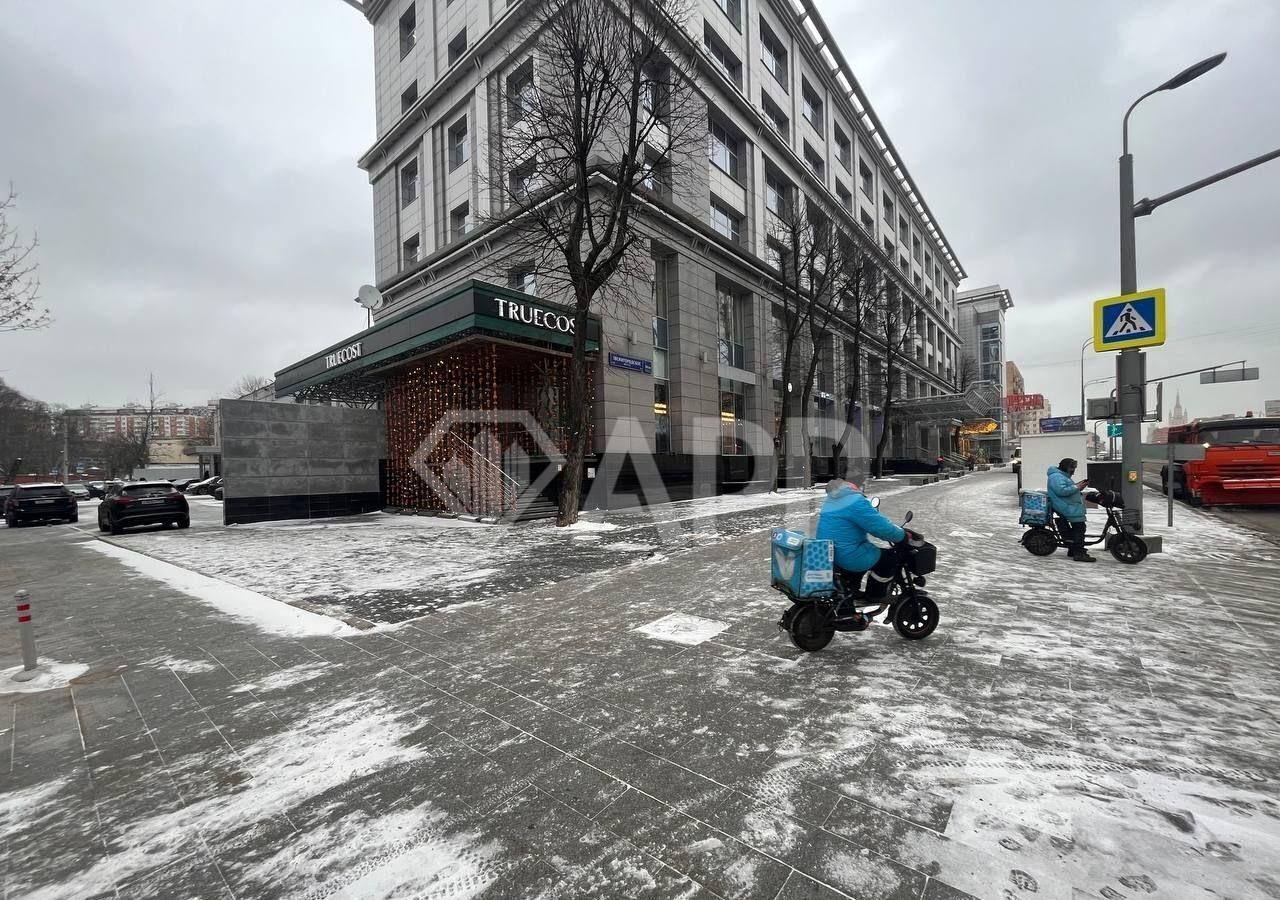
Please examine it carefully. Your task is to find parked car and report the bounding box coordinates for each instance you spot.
[4,483,78,527]
[213,485,224,501]
[170,478,197,493]
[98,482,190,534]
[187,475,222,495]
[67,483,92,502]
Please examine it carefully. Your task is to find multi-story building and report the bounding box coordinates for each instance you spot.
[956,284,1013,461]
[66,406,215,443]
[274,0,968,514]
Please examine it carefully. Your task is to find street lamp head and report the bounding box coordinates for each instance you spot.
[1157,52,1226,92]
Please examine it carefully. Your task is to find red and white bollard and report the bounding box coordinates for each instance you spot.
[12,589,38,683]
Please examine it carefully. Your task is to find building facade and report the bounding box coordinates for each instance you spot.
[271,0,969,518]
[956,284,1013,461]
[66,406,215,442]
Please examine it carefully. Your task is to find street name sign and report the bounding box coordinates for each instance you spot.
[1093,288,1166,351]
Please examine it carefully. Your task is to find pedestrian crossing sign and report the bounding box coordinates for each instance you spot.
[1093,288,1166,351]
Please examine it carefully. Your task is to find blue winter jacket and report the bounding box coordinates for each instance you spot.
[1046,466,1086,522]
[815,483,907,572]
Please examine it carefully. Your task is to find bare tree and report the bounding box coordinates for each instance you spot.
[131,373,163,470]
[486,0,703,524]
[231,374,273,398]
[0,185,48,333]
[956,353,979,392]
[871,287,919,477]
[829,248,887,477]
[765,192,849,489]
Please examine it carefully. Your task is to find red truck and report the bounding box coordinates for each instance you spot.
[1162,416,1280,506]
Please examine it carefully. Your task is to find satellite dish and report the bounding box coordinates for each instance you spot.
[355,284,384,311]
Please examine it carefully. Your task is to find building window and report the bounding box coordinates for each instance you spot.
[641,62,670,121]
[913,235,922,262]
[761,93,790,143]
[898,214,908,242]
[448,116,469,170]
[641,151,671,200]
[899,255,908,272]
[924,252,933,278]
[709,120,742,180]
[715,0,741,29]
[765,169,790,215]
[402,233,420,267]
[447,28,467,66]
[834,124,852,170]
[507,61,535,124]
[450,202,470,240]
[882,192,895,225]
[401,81,418,115]
[509,162,534,198]
[801,80,823,133]
[399,4,416,58]
[883,236,893,256]
[400,158,419,208]
[703,24,743,88]
[836,181,852,212]
[803,142,824,179]
[709,199,742,243]
[760,20,787,90]
[720,378,747,454]
[860,209,874,233]
[765,237,785,271]
[717,284,746,369]
[914,273,923,290]
[653,254,672,453]
[509,266,537,295]
[858,158,873,196]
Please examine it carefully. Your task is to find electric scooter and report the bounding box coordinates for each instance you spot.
[776,508,940,653]
[1020,488,1148,563]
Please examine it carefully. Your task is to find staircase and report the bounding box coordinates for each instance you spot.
[507,494,559,522]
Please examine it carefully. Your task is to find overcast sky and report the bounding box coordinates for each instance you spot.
[2,0,1278,421]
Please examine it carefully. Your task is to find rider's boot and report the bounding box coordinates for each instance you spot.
[1071,550,1098,562]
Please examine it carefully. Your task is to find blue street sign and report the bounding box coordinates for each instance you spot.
[1039,415,1084,434]
[607,352,652,375]
[1093,288,1166,351]
[1107,422,1123,438]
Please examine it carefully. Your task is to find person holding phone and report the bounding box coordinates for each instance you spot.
[1047,458,1094,562]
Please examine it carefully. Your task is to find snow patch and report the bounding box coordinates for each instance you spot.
[564,519,620,532]
[0,661,89,694]
[142,655,219,675]
[229,662,329,694]
[634,612,730,646]
[84,540,358,638]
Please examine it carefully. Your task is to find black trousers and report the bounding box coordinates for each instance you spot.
[1062,520,1086,556]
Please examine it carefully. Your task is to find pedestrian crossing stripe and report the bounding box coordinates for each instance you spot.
[1103,302,1154,338]
[1093,288,1166,351]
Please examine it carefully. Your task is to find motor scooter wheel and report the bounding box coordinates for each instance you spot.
[892,596,939,640]
[1106,533,1148,564]
[1022,527,1057,556]
[787,604,835,652]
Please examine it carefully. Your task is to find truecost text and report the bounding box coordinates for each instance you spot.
[495,298,575,334]
[325,341,363,370]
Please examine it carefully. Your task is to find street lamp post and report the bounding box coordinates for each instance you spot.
[1117,52,1226,530]
[1079,336,1094,420]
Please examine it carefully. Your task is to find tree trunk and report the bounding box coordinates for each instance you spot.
[556,292,594,526]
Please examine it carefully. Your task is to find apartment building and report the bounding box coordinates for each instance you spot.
[276,0,968,513]
[66,406,215,442]
[956,284,1014,460]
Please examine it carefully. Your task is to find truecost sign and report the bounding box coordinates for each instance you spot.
[494,297,575,335]
[325,341,363,370]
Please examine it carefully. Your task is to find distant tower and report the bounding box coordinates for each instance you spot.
[1171,392,1187,426]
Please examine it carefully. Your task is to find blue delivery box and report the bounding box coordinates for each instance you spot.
[770,528,836,598]
[1019,490,1050,526]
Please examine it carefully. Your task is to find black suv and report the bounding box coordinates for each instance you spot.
[4,483,78,527]
[98,481,190,534]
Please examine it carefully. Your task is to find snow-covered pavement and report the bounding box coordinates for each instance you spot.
[3,470,1278,899]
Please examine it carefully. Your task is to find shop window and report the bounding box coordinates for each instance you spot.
[717,283,746,369]
[720,378,747,455]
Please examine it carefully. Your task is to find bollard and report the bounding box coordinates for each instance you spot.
[12,589,38,683]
